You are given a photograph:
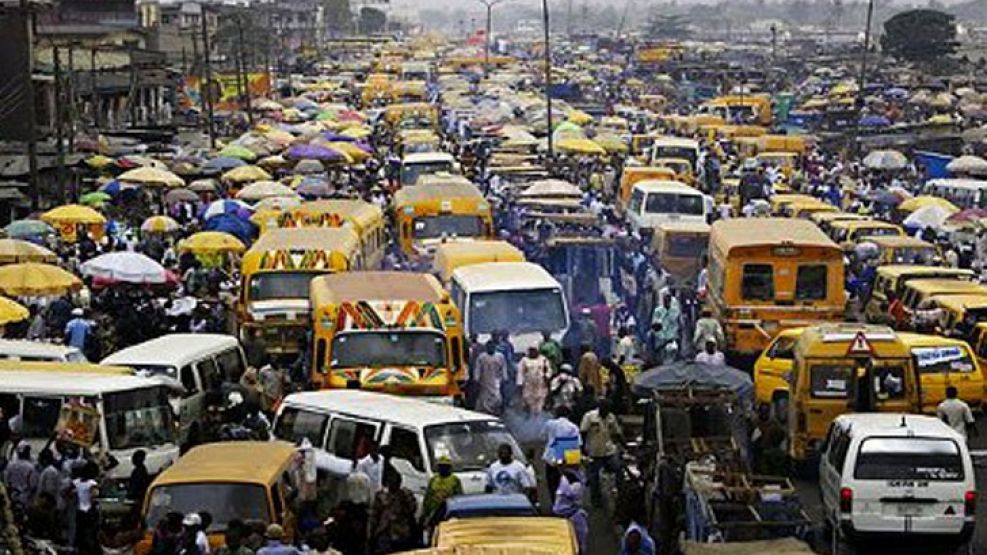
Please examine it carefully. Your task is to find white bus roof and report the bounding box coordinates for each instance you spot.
[0,370,168,396]
[102,334,240,369]
[633,180,700,194]
[832,413,962,441]
[653,137,700,148]
[402,152,455,164]
[451,261,561,292]
[926,178,987,189]
[0,340,82,359]
[282,390,497,428]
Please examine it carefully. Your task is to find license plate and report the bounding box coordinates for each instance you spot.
[895,504,924,517]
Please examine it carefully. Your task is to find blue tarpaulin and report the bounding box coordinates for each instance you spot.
[914,150,953,180]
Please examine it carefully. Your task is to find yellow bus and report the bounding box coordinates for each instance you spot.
[864,265,974,323]
[431,240,525,285]
[898,332,984,412]
[392,175,494,258]
[238,228,363,356]
[309,271,466,397]
[862,235,939,266]
[707,218,845,357]
[787,324,919,463]
[290,200,387,269]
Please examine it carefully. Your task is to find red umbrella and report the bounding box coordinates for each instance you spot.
[946,208,987,223]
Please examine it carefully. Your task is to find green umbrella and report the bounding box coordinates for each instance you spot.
[218,145,258,161]
[4,220,54,239]
[80,192,112,206]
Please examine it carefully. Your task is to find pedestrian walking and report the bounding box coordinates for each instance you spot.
[421,456,462,528]
[579,399,622,508]
[484,443,536,499]
[937,386,976,441]
[517,346,551,415]
[474,341,507,415]
[256,524,302,555]
[577,344,603,397]
[366,472,419,554]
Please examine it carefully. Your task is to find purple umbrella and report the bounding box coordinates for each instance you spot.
[296,177,332,198]
[320,131,356,142]
[353,142,374,153]
[285,143,347,162]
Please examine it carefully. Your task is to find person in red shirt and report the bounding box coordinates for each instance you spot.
[886,291,907,330]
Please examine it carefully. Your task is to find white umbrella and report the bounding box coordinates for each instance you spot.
[903,204,953,230]
[862,149,908,171]
[79,252,170,284]
[236,181,298,201]
[946,155,987,176]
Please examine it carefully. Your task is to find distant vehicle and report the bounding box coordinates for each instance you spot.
[0,339,86,363]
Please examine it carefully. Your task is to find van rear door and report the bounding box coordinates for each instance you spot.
[850,436,971,534]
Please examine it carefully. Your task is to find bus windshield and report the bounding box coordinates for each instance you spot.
[103,386,176,450]
[413,215,485,240]
[645,193,704,216]
[249,271,325,301]
[425,420,524,472]
[468,288,567,335]
[401,161,453,185]
[146,483,269,532]
[331,331,447,368]
[665,234,708,257]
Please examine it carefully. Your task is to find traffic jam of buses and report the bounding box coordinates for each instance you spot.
[1,2,987,555]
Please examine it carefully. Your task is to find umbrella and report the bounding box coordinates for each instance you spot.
[178,231,246,254]
[557,138,607,156]
[254,196,302,212]
[946,208,987,224]
[117,167,185,188]
[79,192,112,206]
[0,297,28,325]
[4,220,53,239]
[236,181,298,201]
[41,204,106,225]
[203,214,257,243]
[339,126,372,139]
[859,114,891,127]
[0,263,82,296]
[80,251,170,284]
[862,149,908,170]
[903,204,955,230]
[188,179,219,193]
[285,144,348,162]
[202,156,248,174]
[164,188,199,204]
[631,361,754,405]
[946,155,987,176]
[202,199,253,220]
[0,239,56,264]
[258,155,291,170]
[866,189,903,206]
[84,155,115,169]
[293,159,325,174]
[141,215,181,233]
[222,165,272,184]
[326,142,372,162]
[218,144,258,161]
[898,195,958,213]
[295,178,332,198]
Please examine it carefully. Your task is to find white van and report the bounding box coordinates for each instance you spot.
[625,180,711,232]
[819,413,975,554]
[273,390,525,501]
[0,339,86,363]
[400,152,459,186]
[102,334,247,443]
[0,370,179,482]
[450,261,569,354]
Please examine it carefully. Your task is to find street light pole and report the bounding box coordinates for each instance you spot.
[476,0,505,74]
[542,0,553,158]
[853,0,874,156]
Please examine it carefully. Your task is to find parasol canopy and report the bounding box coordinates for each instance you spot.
[80,251,171,284]
[236,181,298,201]
[862,149,908,170]
[4,220,54,240]
[898,195,958,214]
[946,155,987,176]
[222,165,272,183]
[178,231,246,255]
[0,239,57,264]
[41,204,106,225]
[0,263,82,296]
[0,297,29,325]
[117,167,185,188]
[202,199,253,220]
[141,215,181,233]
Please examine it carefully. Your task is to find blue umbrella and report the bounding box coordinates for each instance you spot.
[859,114,891,127]
[202,156,248,174]
[100,180,123,196]
[201,199,253,220]
[884,87,908,99]
[203,214,257,244]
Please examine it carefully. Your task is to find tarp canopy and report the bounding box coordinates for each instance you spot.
[632,361,754,406]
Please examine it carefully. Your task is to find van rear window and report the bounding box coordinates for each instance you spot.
[854,437,964,481]
[911,346,975,374]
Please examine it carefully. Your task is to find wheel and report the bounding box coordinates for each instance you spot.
[829,517,854,555]
[771,392,789,423]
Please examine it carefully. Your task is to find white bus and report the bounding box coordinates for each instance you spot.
[626,180,712,232]
[924,178,987,211]
[0,371,179,481]
[450,261,569,353]
[400,152,459,186]
[102,334,247,443]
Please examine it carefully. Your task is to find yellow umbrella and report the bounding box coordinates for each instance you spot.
[557,138,607,156]
[898,195,959,213]
[141,215,180,234]
[593,134,629,153]
[0,239,56,264]
[567,110,594,125]
[41,204,106,225]
[0,296,28,325]
[84,155,115,169]
[117,166,185,188]
[258,155,291,170]
[221,165,273,184]
[327,142,372,163]
[178,231,246,255]
[0,263,82,296]
[254,196,302,212]
[340,126,372,139]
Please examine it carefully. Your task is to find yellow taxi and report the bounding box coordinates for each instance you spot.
[753,327,804,410]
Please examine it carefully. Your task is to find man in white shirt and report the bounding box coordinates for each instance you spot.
[695,340,725,366]
[937,386,975,441]
[485,443,536,499]
[355,439,384,492]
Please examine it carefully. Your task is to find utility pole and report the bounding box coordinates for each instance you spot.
[542,0,553,158]
[236,14,253,124]
[90,48,99,129]
[54,45,66,204]
[853,0,874,156]
[67,45,75,153]
[565,0,572,36]
[476,0,505,75]
[616,0,631,39]
[770,24,777,64]
[19,0,39,210]
[200,4,215,148]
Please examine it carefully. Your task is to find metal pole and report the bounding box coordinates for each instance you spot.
[853,0,874,156]
[542,0,553,158]
[66,45,75,152]
[485,3,491,71]
[54,45,66,204]
[200,4,215,148]
[20,0,39,210]
[236,15,253,124]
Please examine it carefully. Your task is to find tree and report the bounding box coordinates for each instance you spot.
[359,7,387,34]
[324,0,353,36]
[880,9,957,66]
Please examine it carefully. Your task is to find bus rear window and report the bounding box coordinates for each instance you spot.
[810,364,853,398]
[796,265,828,301]
[741,264,774,300]
[855,437,964,481]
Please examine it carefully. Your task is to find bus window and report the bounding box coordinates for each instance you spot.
[810,364,853,398]
[796,265,828,301]
[22,396,61,438]
[328,417,378,461]
[742,264,774,300]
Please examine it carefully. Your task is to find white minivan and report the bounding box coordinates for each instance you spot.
[625,180,712,232]
[819,413,976,554]
[102,334,247,443]
[273,390,525,502]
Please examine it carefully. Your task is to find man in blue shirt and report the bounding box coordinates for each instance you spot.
[64,308,92,351]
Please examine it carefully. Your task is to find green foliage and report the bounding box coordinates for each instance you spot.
[880,9,957,65]
[359,7,387,34]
